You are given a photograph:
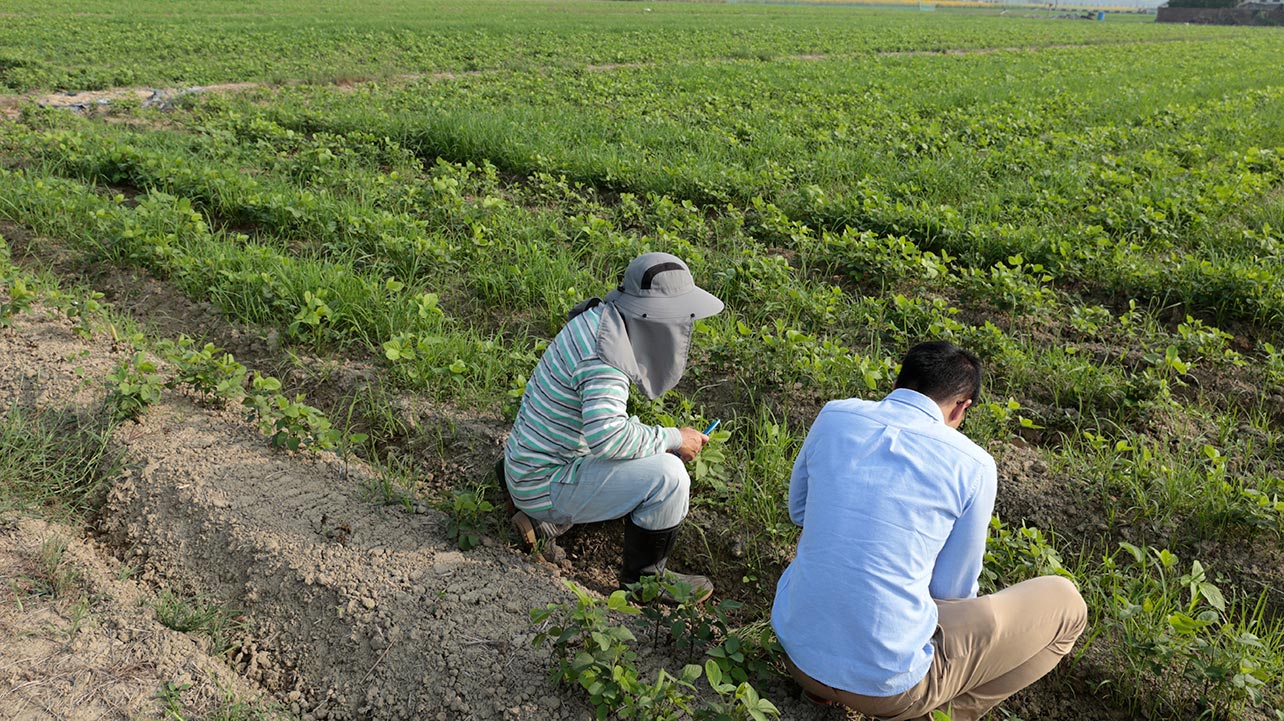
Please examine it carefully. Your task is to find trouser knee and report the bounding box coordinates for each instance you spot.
[630,454,690,530]
[1043,575,1088,647]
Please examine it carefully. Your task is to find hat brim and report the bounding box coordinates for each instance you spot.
[605,286,724,321]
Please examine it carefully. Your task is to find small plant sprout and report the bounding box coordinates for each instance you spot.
[105,352,165,421]
[1,274,38,327]
[443,488,494,551]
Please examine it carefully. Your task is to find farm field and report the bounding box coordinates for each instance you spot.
[1,1,1283,719]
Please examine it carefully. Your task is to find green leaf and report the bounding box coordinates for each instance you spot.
[1168,611,1211,635]
[1200,582,1226,612]
[1118,542,1144,564]
[591,630,612,651]
[607,590,641,615]
[705,659,722,686]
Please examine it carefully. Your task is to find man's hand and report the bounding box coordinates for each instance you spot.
[674,426,709,462]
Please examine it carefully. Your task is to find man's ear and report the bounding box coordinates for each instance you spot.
[945,397,972,428]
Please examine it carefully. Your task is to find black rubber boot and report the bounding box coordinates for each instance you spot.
[619,517,713,604]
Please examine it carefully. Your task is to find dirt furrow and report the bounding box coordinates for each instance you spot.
[0,515,275,720]
[1,306,590,720]
[100,395,579,720]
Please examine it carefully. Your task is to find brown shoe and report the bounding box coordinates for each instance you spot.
[657,570,714,605]
[510,511,538,550]
[510,511,570,563]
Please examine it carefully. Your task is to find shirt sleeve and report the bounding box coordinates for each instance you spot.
[788,435,811,527]
[929,458,997,599]
[575,359,676,459]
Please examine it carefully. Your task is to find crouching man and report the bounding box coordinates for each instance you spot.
[772,341,1086,720]
[501,252,723,602]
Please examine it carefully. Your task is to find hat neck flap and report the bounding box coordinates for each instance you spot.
[592,301,692,400]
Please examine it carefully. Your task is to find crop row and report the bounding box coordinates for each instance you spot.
[205,38,1284,329]
[4,117,1275,367]
[4,112,1282,560]
[0,0,1232,92]
[3,216,1282,717]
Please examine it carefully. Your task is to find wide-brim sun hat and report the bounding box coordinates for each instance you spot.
[604,252,724,322]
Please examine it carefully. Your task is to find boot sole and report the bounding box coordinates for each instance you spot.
[619,575,714,606]
[510,512,538,550]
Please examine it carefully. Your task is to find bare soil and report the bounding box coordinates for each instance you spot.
[0,304,578,720]
[0,514,278,720]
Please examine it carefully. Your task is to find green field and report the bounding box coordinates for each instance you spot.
[2,1,1283,719]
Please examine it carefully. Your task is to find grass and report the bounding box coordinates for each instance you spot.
[34,535,73,592]
[0,404,122,518]
[0,0,1228,92]
[26,535,79,599]
[153,680,291,721]
[153,587,247,657]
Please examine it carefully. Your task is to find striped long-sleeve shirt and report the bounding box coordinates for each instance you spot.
[503,305,682,513]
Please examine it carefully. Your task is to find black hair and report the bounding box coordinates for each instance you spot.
[894,341,983,404]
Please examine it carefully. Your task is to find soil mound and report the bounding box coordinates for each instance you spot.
[98,395,576,720]
[1,306,586,720]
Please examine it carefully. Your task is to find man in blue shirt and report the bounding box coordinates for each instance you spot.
[771,341,1086,721]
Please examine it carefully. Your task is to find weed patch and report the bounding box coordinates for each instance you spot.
[0,405,121,517]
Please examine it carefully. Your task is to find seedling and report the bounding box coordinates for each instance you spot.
[105,352,164,421]
[532,581,698,719]
[443,489,493,551]
[159,336,248,404]
[0,274,37,327]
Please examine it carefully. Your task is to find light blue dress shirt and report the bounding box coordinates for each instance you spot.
[771,388,997,697]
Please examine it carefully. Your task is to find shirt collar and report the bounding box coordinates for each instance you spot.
[885,387,945,424]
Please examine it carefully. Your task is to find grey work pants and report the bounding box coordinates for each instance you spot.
[528,452,691,531]
[786,575,1088,721]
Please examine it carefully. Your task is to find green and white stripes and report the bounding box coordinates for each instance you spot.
[504,306,674,512]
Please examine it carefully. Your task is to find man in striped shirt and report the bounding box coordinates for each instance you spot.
[502,252,724,601]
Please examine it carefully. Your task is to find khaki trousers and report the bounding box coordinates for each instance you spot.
[785,575,1087,721]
